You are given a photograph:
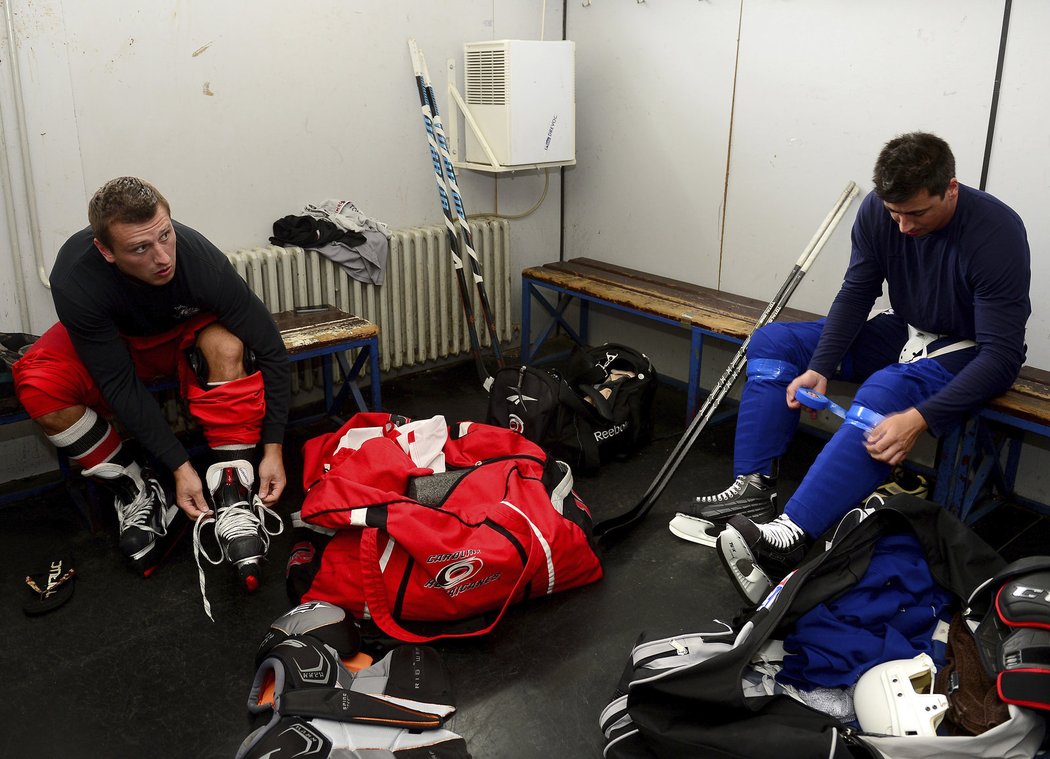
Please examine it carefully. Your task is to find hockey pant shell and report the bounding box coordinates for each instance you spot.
[733,317,955,536]
[734,316,910,477]
[786,359,955,538]
[13,317,264,449]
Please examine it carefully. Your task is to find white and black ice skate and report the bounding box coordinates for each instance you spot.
[83,461,183,577]
[196,459,284,595]
[668,473,777,547]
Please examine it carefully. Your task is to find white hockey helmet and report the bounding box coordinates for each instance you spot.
[854,653,948,737]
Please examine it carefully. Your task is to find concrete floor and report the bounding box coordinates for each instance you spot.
[0,360,1047,758]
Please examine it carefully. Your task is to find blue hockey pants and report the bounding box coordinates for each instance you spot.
[733,314,956,538]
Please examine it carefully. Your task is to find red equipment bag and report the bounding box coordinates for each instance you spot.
[286,413,604,642]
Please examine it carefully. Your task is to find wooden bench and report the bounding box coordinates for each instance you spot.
[521,257,820,419]
[273,305,381,420]
[522,257,1050,523]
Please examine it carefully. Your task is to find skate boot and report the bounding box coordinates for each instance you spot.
[668,473,777,547]
[717,513,811,605]
[863,467,929,509]
[203,459,284,592]
[83,461,184,576]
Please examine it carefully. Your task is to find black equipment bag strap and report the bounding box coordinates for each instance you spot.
[556,381,602,471]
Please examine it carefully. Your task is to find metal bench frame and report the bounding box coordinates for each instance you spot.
[523,260,1050,524]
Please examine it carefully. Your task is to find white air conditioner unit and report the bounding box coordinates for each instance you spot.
[462,40,575,168]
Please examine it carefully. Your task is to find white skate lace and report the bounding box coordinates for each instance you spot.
[117,478,168,536]
[758,514,804,551]
[697,475,750,504]
[192,495,284,621]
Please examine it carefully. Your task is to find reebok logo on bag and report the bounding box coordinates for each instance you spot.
[487,365,564,444]
[594,420,629,442]
[503,387,540,436]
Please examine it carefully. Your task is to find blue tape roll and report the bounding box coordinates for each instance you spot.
[794,389,885,433]
[845,404,885,432]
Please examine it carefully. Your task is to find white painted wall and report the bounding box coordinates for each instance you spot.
[721,2,1002,317]
[562,0,1050,500]
[565,0,1045,372]
[0,0,563,479]
[0,0,563,332]
[3,0,1050,501]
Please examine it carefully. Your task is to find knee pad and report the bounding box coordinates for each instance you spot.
[185,345,256,387]
[746,358,797,382]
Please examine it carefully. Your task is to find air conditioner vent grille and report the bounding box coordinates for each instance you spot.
[465,49,506,105]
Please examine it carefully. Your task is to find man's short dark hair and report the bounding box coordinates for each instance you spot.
[872,132,956,203]
[88,177,170,248]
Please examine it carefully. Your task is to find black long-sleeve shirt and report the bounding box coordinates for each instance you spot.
[810,185,1031,435]
[50,220,290,471]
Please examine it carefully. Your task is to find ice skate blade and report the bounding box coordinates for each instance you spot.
[717,524,773,606]
[668,514,720,547]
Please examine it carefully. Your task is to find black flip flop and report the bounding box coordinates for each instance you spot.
[23,556,76,616]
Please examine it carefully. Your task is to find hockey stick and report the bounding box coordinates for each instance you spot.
[408,38,490,385]
[415,45,505,370]
[593,180,860,541]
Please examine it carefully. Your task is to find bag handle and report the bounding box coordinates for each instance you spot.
[550,381,600,470]
[357,510,546,643]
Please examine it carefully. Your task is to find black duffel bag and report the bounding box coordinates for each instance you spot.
[486,343,656,474]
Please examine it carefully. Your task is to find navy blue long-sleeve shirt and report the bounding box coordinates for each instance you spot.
[809,185,1031,435]
[50,221,290,472]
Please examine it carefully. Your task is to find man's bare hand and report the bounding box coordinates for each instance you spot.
[257,442,286,505]
[864,407,928,465]
[786,370,829,419]
[173,461,211,520]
